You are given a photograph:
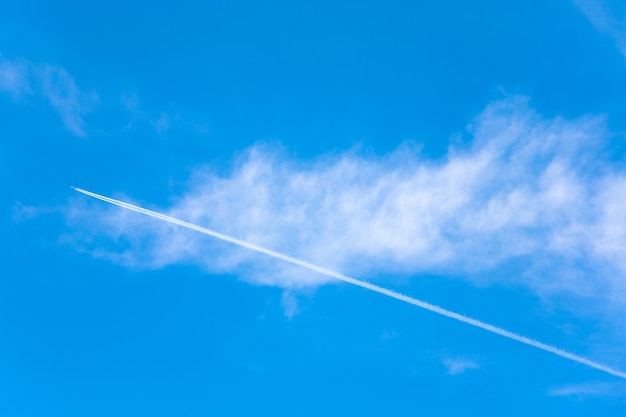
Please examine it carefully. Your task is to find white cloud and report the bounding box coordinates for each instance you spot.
[548,381,625,398]
[120,92,187,135]
[280,290,299,319]
[12,201,53,222]
[152,112,171,134]
[65,97,626,312]
[442,357,480,375]
[36,64,98,137]
[0,54,97,136]
[0,55,30,98]
[574,0,626,58]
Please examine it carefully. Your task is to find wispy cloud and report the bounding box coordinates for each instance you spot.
[64,94,626,357]
[120,91,185,136]
[574,0,626,58]
[0,54,97,136]
[12,201,54,222]
[548,381,626,398]
[36,64,98,137]
[280,290,299,319]
[442,357,480,375]
[64,95,626,374]
[66,97,626,305]
[0,55,30,99]
[69,186,626,378]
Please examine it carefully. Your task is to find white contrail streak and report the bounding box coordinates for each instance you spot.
[72,186,626,379]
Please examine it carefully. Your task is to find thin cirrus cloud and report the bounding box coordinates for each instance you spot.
[66,96,626,311]
[574,0,626,59]
[0,56,30,98]
[548,381,626,398]
[0,53,97,136]
[442,357,480,375]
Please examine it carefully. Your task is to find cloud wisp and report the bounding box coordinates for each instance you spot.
[548,381,626,398]
[0,56,30,98]
[442,357,480,375]
[71,186,626,380]
[66,98,626,311]
[574,0,626,59]
[0,54,97,136]
[37,64,98,137]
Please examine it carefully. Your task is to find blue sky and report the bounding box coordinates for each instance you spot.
[2,1,626,415]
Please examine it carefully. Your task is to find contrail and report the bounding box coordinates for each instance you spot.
[72,186,626,379]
